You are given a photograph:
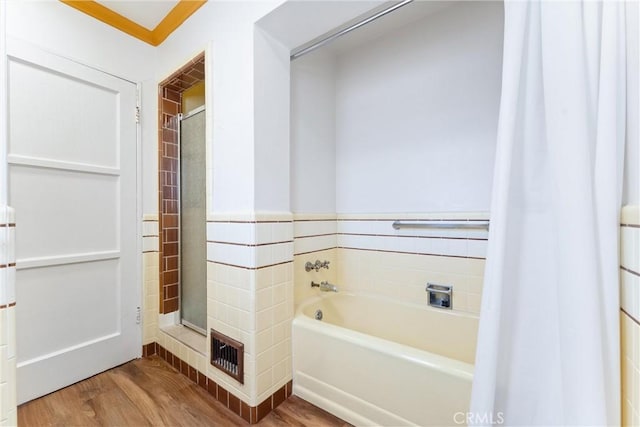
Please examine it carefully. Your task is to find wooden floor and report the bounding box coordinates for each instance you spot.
[18,356,350,426]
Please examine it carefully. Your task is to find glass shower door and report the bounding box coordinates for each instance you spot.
[180,108,207,334]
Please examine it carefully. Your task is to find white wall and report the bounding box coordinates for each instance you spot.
[253,27,291,213]
[335,1,503,213]
[156,1,284,215]
[290,49,336,213]
[624,0,639,206]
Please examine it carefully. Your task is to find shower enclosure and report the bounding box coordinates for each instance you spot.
[179,106,206,334]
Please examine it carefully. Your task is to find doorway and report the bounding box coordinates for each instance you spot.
[157,53,207,335]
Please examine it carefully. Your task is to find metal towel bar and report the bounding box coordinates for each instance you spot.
[392,220,489,231]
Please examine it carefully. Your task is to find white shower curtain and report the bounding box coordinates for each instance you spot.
[470,1,626,426]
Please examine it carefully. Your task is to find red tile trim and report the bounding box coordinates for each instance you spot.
[621,307,640,327]
[210,260,293,271]
[621,265,640,277]
[206,240,294,247]
[338,246,486,260]
[294,248,338,256]
[336,218,489,222]
[208,220,293,224]
[338,232,488,241]
[144,342,290,424]
[294,233,336,239]
[0,302,16,310]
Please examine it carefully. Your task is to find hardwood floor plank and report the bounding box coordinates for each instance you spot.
[17,356,350,427]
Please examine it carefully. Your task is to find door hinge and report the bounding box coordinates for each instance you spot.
[136,306,141,324]
[135,106,140,124]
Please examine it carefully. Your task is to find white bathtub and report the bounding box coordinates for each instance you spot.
[292,292,479,426]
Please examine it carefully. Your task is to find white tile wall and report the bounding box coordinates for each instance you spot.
[621,205,640,426]
[142,216,159,345]
[292,212,487,313]
[207,220,294,269]
[336,215,489,259]
[143,251,159,345]
[204,214,294,406]
[622,269,640,324]
[0,207,16,426]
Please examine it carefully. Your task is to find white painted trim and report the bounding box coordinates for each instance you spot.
[7,154,120,176]
[135,81,143,357]
[17,332,120,368]
[16,250,120,270]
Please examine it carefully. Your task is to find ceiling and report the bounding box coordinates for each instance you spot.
[95,1,181,30]
[60,0,207,46]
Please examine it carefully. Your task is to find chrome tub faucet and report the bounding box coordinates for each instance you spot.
[311,281,338,292]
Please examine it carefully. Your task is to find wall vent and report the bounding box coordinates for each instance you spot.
[210,329,244,384]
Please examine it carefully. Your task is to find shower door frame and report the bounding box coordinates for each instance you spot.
[177,104,207,335]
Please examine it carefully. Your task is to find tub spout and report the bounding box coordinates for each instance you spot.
[311,281,338,292]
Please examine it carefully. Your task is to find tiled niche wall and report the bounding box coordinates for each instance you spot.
[206,214,294,408]
[158,53,205,314]
[621,205,640,426]
[142,215,160,345]
[0,207,17,426]
[293,212,487,313]
[143,213,295,422]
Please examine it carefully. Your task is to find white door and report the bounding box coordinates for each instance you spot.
[7,40,140,404]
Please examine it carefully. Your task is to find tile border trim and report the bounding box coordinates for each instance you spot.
[621,265,640,277]
[337,246,486,260]
[142,342,292,423]
[621,307,640,327]
[210,260,293,271]
[207,240,294,247]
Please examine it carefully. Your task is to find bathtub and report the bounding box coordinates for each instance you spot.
[292,292,479,426]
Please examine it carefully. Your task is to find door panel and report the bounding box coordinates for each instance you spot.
[8,54,119,167]
[7,40,140,404]
[9,166,118,259]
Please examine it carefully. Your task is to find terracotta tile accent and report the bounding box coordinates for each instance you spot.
[240,401,252,423]
[158,51,205,314]
[272,385,286,409]
[172,355,181,371]
[256,397,272,423]
[188,366,198,383]
[142,343,157,357]
[164,283,179,299]
[197,371,208,390]
[164,298,179,313]
[207,377,218,399]
[150,342,289,423]
[218,385,229,406]
[228,393,240,415]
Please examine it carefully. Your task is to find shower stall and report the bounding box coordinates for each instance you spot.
[179,106,206,334]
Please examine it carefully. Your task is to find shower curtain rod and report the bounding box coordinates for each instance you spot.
[290,0,414,61]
